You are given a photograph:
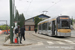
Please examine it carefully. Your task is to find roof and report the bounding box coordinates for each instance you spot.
[25,22,35,25]
[38,14,50,18]
[25,14,50,21]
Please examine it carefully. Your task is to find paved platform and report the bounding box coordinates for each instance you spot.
[3,39,36,46]
[3,31,36,46]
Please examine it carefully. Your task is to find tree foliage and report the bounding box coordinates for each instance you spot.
[73,19,75,22]
[0,24,10,30]
[71,18,75,25]
[18,13,25,28]
[14,10,19,21]
[14,10,25,28]
[34,16,42,29]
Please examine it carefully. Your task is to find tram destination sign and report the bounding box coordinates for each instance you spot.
[60,17,69,19]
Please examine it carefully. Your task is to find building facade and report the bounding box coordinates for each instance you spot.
[25,18,35,31]
[25,14,50,31]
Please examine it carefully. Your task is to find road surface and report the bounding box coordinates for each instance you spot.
[0,31,75,50]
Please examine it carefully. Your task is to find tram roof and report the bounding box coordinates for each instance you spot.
[38,15,70,25]
[38,17,57,25]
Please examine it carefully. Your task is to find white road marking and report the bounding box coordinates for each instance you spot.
[56,41,65,44]
[35,42,44,45]
[47,41,54,45]
[64,40,75,44]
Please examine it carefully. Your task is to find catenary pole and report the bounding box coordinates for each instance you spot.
[10,0,13,43]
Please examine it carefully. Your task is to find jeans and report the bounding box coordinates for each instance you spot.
[20,33,25,43]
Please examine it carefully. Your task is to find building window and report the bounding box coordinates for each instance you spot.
[26,26,28,28]
[33,18,34,22]
[31,26,33,28]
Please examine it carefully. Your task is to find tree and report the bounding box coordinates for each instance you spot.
[34,16,42,29]
[18,13,25,28]
[73,19,75,22]
[14,10,25,28]
[14,10,19,27]
[70,18,75,25]
[0,24,10,30]
[14,10,19,22]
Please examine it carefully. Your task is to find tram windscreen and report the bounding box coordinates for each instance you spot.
[61,20,70,29]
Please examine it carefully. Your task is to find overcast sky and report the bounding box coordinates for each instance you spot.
[0,0,75,25]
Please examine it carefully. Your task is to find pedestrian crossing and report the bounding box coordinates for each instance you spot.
[64,40,75,44]
[46,41,66,45]
[47,41,54,45]
[36,40,75,46]
[56,41,65,44]
[47,40,75,45]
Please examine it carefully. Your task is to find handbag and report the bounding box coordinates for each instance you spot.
[16,33,18,37]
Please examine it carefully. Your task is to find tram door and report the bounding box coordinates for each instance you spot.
[52,21,55,36]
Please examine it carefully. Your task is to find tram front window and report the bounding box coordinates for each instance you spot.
[61,20,70,29]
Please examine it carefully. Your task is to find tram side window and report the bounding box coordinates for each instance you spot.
[40,25,42,30]
[42,23,47,30]
[39,25,40,30]
[48,22,51,30]
[39,24,41,30]
[42,23,44,30]
[44,23,47,30]
[41,24,43,30]
[42,23,45,30]
[40,25,41,30]
[42,24,43,30]
[45,23,47,30]
[38,25,40,30]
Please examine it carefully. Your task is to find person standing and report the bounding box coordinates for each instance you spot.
[35,28,37,33]
[20,25,25,44]
[15,25,20,44]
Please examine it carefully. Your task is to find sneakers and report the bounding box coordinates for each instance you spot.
[24,39,25,41]
[20,42,22,44]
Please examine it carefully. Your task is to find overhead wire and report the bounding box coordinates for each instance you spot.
[44,0,61,11]
[18,0,33,17]
[25,0,33,16]
[19,0,61,17]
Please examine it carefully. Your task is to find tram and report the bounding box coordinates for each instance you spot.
[38,16,72,37]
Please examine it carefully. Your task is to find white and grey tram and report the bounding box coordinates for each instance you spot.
[38,16,72,37]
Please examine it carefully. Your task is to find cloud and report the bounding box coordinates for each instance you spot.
[0,0,10,25]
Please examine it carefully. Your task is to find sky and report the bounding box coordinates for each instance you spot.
[0,0,75,25]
